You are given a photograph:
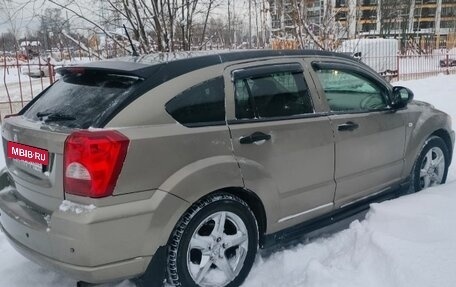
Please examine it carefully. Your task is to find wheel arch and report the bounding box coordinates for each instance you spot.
[209,187,268,247]
[159,155,276,243]
[403,112,453,178]
[430,129,453,164]
[412,128,453,169]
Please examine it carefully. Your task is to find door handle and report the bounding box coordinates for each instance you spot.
[239,132,272,144]
[338,121,359,131]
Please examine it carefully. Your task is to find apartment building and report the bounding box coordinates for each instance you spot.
[269,0,456,49]
[337,0,456,49]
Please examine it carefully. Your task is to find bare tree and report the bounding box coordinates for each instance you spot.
[17,0,260,54]
[0,32,17,51]
[0,0,26,48]
[290,0,349,51]
[47,0,134,55]
[379,0,412,37]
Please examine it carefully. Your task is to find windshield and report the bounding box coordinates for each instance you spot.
[22,71,142,128]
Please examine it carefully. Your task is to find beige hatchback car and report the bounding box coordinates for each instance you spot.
[0,50,454,287]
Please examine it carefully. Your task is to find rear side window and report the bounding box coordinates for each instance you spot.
[234,69,313,119]
[166,77,225,127]
[23,71,141,128]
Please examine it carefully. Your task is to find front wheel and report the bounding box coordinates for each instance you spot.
[412,136,450,192]
[167,193,258,287]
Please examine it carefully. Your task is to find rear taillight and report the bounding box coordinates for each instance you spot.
[64,130,129,198]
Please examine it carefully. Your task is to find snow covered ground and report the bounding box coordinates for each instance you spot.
[1,74,456,287]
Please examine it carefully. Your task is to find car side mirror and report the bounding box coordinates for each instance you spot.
[391,86,414,109]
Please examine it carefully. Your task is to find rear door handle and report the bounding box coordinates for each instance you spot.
[338,121,359,131]
[240,132,271,144]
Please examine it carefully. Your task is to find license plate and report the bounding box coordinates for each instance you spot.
[12,158,43,172]
[7,141,49,166]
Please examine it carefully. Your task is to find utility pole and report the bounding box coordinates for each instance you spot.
[435,0,442,49]
[249,0,252,48]
[262,0,267,47]
[228,0,231,48]
[233,0,237,47]
[255,0,259,48]
[182,0,186,50]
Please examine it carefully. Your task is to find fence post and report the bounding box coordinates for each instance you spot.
[3,39,13,114]
[47,57,54,84]
[397,54,400,81]
[38,54,44,90]
[14,47,24,107]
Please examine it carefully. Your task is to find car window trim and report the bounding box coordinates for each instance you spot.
[328,108,394,115]
[227,112,328,125]
[227,107,395,125]
[242,78,258,118]
[179,120,227,128]
[231,63,303,81]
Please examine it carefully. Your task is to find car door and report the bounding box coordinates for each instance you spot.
[224,59,336,232]
[310,61,407,208]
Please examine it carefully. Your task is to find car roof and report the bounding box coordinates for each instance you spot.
[60,49,356,79]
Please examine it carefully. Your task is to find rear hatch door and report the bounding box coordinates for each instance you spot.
[2,118,68,211]
[2,68,143,212]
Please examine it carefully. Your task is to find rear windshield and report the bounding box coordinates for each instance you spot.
[22,71,142,128]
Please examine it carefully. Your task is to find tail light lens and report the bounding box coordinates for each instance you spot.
[64,130,129,198]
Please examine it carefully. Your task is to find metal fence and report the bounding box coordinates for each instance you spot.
[396,52,456,81]
[1,50,456,121]
[1,57,56,119]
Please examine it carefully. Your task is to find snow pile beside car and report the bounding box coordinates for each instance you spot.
[243,185,456,287]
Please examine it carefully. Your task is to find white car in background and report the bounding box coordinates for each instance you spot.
[22,59,52,78]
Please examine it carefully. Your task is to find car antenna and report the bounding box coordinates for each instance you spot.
[123,24,139,57]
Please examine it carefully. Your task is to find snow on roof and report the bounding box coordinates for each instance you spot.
[20,41,41,47]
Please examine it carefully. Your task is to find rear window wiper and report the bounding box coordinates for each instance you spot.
[36,112,76,122]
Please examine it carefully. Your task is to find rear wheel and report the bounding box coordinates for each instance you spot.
[167,193,258,287]
[411,136,450,192]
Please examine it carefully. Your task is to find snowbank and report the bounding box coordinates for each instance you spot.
[244,185,456,287]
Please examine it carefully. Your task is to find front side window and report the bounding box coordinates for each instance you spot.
[315,69,388,112]
[234,68,313,119]
[166,77,225,126]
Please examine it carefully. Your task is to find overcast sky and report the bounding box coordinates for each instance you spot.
[0,0,252,37]
[0,0,44,35]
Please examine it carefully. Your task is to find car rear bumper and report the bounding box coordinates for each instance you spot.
[0,179,189,283]
[0,224,150,283]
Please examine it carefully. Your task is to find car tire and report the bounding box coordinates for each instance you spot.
[410,136,450,193]
[167,193,258,287]
[40,70,45,77]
